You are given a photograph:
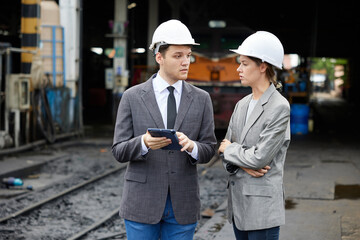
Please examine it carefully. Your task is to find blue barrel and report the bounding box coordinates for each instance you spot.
[290,104,309,135]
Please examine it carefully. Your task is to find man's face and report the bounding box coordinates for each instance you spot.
[156,45,192,84]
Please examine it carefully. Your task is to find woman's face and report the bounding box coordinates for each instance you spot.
[236,55,262,87]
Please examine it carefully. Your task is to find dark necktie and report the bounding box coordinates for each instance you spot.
[167,86,176,129]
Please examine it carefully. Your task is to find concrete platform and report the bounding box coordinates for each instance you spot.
[0,137,112,199]
[0,152,70,198]
[195,133,360,240]
[0,153,69,178]
[1,129,360,239]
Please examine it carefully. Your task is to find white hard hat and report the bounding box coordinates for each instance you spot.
[149,19,199,54]
[230,31,284,69]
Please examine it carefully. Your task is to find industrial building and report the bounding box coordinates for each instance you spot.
[1,0,359,154]
[1,1,360,239]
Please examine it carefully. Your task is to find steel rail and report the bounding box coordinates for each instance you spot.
[0,163,126,223]
[66,155,221,240]
[66,206,123,240]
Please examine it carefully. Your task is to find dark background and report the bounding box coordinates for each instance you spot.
[1,0,359,130]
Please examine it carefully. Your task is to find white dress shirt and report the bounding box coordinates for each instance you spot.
[153,74,182,128]
[141,73,199,159]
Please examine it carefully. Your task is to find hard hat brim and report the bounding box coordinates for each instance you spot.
[150,42,200,53]
[229,48,283,69]
[229,49,241,54]
[229,48,259,59]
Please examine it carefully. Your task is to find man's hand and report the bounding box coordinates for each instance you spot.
[143,131,171,150]
[241,166,271,177]
[176,132,194,152]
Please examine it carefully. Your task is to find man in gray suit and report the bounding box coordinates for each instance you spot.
[218,31,291,240]
[112,19,217,240]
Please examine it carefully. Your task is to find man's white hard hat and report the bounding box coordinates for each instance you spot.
[230,31,284,69]
[149,19,199,54]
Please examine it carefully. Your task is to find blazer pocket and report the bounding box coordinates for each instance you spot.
[242,185,273,197]
[125,171,147,183]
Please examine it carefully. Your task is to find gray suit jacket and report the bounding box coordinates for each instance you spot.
[223,84,291,231]
[112,74,217,225]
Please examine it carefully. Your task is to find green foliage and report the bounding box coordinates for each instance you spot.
[310,57,348,83]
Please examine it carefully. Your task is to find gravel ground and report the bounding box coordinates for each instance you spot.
[0,170,124,239]
[0,141,118,219]
[0,138,229,239]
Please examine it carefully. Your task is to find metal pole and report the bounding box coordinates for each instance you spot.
[147,0,158,68]
[9,47,37,54]
[52,26,57,87]
[78,0,84,135]
[0,46,12,122]
[6,48,11,75]
[4,49,12,134]
[0,53,3,130]
[14,109,20,147]
[62,26,66,87]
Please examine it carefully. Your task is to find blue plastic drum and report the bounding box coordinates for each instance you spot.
[290,104,309,135]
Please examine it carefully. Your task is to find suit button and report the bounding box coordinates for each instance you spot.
[169,151,174,154]
[231,181,235,186]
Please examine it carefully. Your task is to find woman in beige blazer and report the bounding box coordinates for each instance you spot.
[218,31,291,240]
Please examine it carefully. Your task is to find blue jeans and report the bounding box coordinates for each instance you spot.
[233,223,280,240]
[124,194,197,240]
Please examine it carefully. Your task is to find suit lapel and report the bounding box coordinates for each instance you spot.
[174,81,193,130]
[239,96,254,143]
[240,101,263,143]
[141,75,165,128]
[240,84,276,143]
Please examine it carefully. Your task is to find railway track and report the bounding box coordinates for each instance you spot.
[0,163,127,239]
[0,142,227,240]
[0,165,126,224]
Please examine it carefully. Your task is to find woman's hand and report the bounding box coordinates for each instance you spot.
[241,166,271,177]
[218,139,231,154]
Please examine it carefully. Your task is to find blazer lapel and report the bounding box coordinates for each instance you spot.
[240,84,276,143]
[239,96,255,143]
[174,81,193,130]
[240,101,263,143]
[141,75,165,128]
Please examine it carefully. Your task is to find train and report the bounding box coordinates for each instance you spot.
[131,25,254,130]
[186,26,254,129]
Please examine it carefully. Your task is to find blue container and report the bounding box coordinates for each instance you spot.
[46,87,72,132]
[290,104,309,135]
[2,177,23,186]
[298,81,307,92]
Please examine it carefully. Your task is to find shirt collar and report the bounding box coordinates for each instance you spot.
[153,72,182,95]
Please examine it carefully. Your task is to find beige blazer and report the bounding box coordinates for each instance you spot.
[223,83,291,231]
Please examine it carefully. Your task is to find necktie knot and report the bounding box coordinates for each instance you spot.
[167,86,175,94]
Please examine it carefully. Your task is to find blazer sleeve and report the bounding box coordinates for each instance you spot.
[192,93,217,164]
[222,101,239,172]
[225,100,241,141]
[112,90,145,163]
[224,102,290,169]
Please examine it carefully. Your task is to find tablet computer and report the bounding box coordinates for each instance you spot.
[147,128,182,150]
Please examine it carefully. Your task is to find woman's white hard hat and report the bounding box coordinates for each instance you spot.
[230,31,284,69]
[149,19,199,54]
